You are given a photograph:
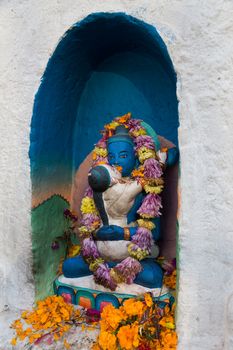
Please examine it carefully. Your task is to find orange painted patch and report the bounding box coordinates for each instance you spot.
[79,297,92,309]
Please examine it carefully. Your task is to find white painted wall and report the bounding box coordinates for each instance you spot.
[0,1,233,348]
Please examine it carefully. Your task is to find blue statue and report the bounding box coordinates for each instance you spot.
[62,118,179,294]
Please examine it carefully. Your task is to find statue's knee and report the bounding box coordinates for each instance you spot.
[135,260,163,288]
[62,256,91,278]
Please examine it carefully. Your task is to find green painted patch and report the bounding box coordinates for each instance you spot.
[31,195,69,300]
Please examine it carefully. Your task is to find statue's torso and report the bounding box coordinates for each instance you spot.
[96,180,142,261]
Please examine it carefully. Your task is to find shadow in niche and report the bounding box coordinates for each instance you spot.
[29,12,179,299]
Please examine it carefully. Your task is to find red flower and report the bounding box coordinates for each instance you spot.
[86,308,101,323]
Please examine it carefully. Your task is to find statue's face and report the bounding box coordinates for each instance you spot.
[107,141,136,177]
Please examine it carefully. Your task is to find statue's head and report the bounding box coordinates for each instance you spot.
[107,125,136,177]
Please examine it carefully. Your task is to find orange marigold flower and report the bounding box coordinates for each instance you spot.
[159,315,175,330]
[98,331,117,350]
[160,329,177,348]
[121,298,146,317]
[132,167,145,178]
[11,319,23,329]
[92,344,102,350]
[117,324,139,350]
[164,270,176,289]
[117,112,131,124]
[11,295,79,346]
[115,165,123,172]
[100,304,125,330]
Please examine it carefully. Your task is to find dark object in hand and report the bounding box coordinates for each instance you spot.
[88,166,110,192]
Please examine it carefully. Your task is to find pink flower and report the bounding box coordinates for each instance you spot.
[94,264,117,291]
[131,227,153,251]
[95,138,107,148]
[82,238,100,259]
[134,135,155,151]
[128,118,142,132]
[84,186,93,198]
[161,258,176,275]
[115,257,142,284]
[81,213,100,229]
[137,194,162,218]
[144,158,163,178]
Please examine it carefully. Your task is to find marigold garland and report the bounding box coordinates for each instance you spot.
[79,113,167,290]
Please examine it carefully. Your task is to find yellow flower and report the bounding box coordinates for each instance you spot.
[117,324,139,350]
[81,197,97,214]
[94,147,108,158]
[104,121,120,131]
[144,184,164,194]
[10,338,17,346]
[98,331,117,350]
[137,147,156,163]
[79,226,91,235]
[89,258,105,272]
[159,316,175,330]
[137,219,155,230]
[128,244,149,260]
[130,128,147,137]
[144,293,153,308]
[146,178,164,186]
[67,244,81,258]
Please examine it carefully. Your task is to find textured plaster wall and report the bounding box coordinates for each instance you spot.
[0,1,233,349]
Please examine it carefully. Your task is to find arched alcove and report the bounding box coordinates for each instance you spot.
[29,12,179,299]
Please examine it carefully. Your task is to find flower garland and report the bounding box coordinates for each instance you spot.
[79,113,165,290]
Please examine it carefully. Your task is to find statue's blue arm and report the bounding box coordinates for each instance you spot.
[166,147,179,167]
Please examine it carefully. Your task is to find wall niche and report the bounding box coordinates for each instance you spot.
[29,12,179,300]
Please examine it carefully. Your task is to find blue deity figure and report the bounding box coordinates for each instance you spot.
[62,124,179,291]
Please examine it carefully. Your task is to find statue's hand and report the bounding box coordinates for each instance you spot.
[96,225,124,241]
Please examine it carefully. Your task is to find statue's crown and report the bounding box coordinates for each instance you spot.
[107,125,134,146]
